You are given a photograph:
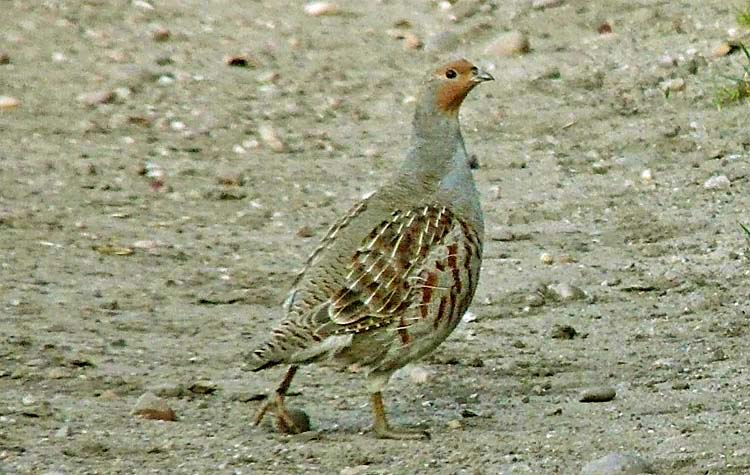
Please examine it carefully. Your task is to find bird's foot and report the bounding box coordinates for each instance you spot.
[253,393,305,434]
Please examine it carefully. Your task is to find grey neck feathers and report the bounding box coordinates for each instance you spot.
[400,92,470,184]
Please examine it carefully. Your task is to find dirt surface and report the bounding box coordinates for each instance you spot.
[2,1,750,474]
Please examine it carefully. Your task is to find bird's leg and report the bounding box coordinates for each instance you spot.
[253,365,302,433]
[370,391,430,440]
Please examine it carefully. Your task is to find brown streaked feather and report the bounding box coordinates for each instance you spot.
[327,205,468,334]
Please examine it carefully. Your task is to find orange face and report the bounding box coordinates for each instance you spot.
[433,59,494,115]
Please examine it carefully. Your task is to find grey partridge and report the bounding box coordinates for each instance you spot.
[248,59,493,439]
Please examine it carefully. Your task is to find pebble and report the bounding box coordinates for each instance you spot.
[0,51,9,64]
[148,382,186,398]
[446,419,463,430]
[259,123,286,152]
[277,407,311,434]
[188,380,217,395]
[579,386,616,403]
[659,77,685,93]
[224,54,252,67]
[640,168,653,183]
[540,252,554,265]
[712,42,733,57]
[484,31,530,57]
[78,90,115,106]
[550,324,577,339]
[703,174,730,189]
[133,0,154,11]
[0,95,21,110]
[340,466,369,475]
[150,25,171,42]
[402,32,422,50]
[54,424,71,438]
[448,0,483,22]
[531,0,563,9]
[409,366,433,384]
[304,1,338,16]
[131,392,176,421]
[581,453,653,475]
[545,283,586,302]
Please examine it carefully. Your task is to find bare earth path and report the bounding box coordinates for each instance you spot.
[1,1,749,474]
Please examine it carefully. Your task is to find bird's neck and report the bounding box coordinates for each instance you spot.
[401,108,468,183]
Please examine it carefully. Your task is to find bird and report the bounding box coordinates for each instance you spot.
[248,58,493,439]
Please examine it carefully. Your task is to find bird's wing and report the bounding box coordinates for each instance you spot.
[283,199,368,312]
[322,204,480,335]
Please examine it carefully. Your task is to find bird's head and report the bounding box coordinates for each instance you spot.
[425,59,494,116]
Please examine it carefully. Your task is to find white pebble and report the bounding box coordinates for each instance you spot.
[660,77,685,92]
[703,175,730,190]
[304,2,338,16]
[484,31,530,57]
[0,96,21,110]
[132,0,154,11]
[531,0,563,9]
[259,124,286,152]
[640,168,653,183]
[409,366,433,385]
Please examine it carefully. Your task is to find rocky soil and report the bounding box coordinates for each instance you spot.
[2,1,750,474]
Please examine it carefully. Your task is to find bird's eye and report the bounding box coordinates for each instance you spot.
[445,69,457,79]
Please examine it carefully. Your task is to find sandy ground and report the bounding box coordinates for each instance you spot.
[2,0,750,474]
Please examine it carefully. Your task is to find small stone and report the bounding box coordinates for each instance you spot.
[402,32,423,50]
[525,293,545,307]
[446,419,463,430]
[531,0,563,9]
[297,225,315,238]
[448,0,483,21]
[78,90,115,106]
[703,175,730,189]
[484,31,530,57]
[591,161,610,174]
[304,2,338,16]
[132,392,176,421]
[133,0,154,11]
[671,381,689,390]
[711,42,733,57]
[188,380,217,394]
[550,324,577,339]
[258,124,286,152]
[409,366,433,384]
[540,252,554,265]
[224,55,253,67]
[640,168,653,183]
[657,55,677,68]
[597,22,613,34]
[579,386,616,403]
[581,453,653,475]
[0,96,21,110]
[54,424,71,438]
[276,407,311,434]
[340,465,369,475]
[546,283,586,302]
[660,77,685,93]
[150,25,170,41]
[0,52,10,64]
[47,367,72,379]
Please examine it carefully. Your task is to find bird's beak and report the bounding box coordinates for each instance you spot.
[473,68,494,83]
